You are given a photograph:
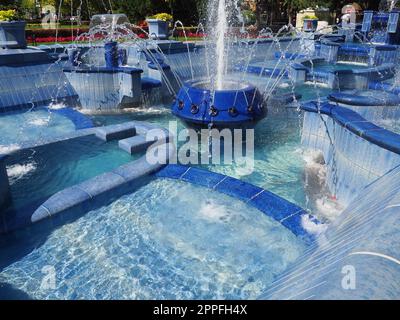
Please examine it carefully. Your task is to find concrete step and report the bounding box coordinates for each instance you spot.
[95,123,136,142]
[119,135,157,154]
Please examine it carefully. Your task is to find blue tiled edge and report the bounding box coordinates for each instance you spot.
[301,101,400,154]
[155,164,318,245]
[329,91,400,106]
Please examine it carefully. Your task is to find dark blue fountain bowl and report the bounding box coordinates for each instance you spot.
[171,80,267,129]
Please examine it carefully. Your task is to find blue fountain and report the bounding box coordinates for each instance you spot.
[171,80,266,129]
[170,0,268,129]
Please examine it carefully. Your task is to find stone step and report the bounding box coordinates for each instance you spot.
[94,123,136,142]
[118,135,157,154]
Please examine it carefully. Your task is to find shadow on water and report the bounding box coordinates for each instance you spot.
[0,282,32,300]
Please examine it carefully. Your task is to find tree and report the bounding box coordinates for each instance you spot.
[111,0,169,22]
[0,0,20,10]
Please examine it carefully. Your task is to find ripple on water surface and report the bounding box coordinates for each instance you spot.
[0,179,306,300]
[0,109,76,147]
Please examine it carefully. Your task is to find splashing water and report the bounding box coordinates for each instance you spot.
[215,0,228,90]
[7,162,37,185]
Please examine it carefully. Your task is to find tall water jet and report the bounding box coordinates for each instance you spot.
[215,0,228,90]
[172,0,299,128]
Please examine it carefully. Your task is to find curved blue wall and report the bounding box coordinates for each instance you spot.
[156,164,318,244]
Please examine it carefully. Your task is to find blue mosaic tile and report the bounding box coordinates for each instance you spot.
[329,91,400,106]
[154,164,315,242]
[155,164,190,179]
[249,190,303,222]
[214,176,264,202]
[181,167,225,189]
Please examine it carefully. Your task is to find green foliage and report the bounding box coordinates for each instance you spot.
[303,15,318,20]
[148,13,173,21]
[112,0,168,22]
[0,1,23,19]
[0,9,18,21]
[283,0,333,11]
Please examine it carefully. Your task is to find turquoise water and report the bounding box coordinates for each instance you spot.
[275,83,334,101]
[4,135,138,211]
[90,106,321,213]
[203,116,307,207]
[0,84,327,299]
[0,179,306,300]
[0,109,76,149]
[85,79,337,218]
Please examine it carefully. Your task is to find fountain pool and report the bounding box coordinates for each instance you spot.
[0,0,399,301]
[0,179,307,300]
[0,107,93,150]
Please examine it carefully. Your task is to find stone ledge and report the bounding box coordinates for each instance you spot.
[95,123,137,142]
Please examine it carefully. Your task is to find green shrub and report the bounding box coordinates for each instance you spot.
[148,13,173,21]
[0,9,17,22]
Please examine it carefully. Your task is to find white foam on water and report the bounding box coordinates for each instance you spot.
[304,81,331,89]
[199,200,231,222]
[48,102,66,110]
[134,106,170,115]
[28,117,50,126]
[301,148,324,165]
[0,144,21,154]
[7,162,37,184]
[315,197,344,222]
[301,214,328,235]
[278,82,291,89]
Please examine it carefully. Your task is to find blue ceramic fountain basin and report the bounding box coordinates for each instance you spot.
[171,80,266,128]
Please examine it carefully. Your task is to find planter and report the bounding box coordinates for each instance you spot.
[146,19,169,40]
[0,21,27,49]
[303,19,318,32]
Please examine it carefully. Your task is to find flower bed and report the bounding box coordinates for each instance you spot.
[26,27,149,44]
